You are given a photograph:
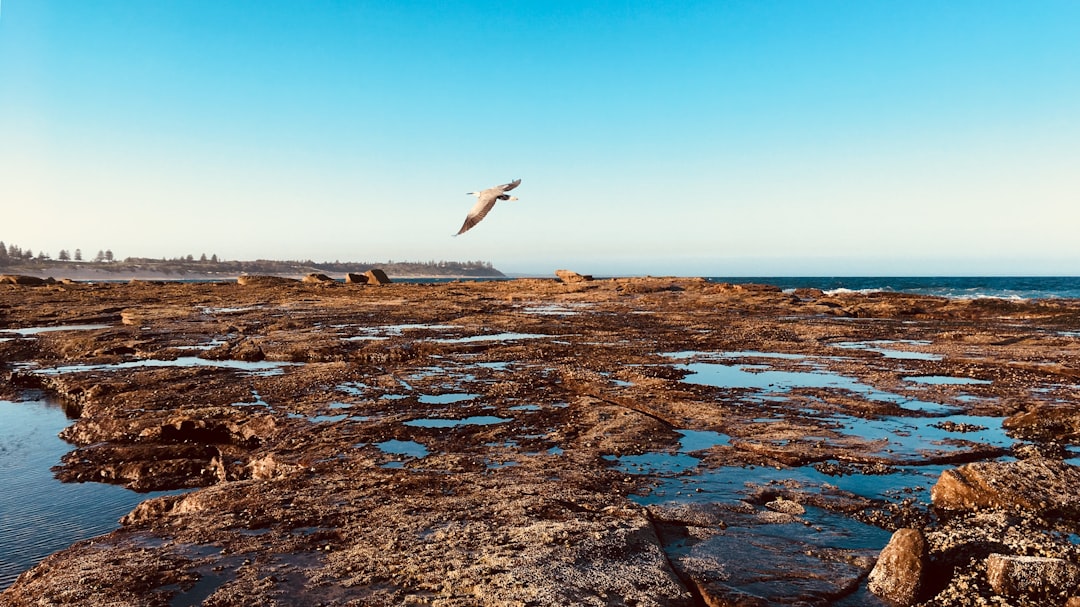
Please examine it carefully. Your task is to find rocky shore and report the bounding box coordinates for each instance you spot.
[1,275,1079,606]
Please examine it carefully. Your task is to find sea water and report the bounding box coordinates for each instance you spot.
[705,276,1080,300]
[0,399,173,591]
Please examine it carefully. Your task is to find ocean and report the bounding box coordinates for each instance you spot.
[703,276,1080,300]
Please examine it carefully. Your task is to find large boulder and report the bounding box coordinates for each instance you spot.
[868,528,928,606]
[302,273,335,284]
[931,457,1080,517]
[556,269,593,283]
[364,269,391,285]
[345,272,369,284]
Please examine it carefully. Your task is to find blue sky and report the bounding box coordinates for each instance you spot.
[2,1,1078,276]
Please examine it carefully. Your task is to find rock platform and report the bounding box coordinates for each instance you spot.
[1,277,1080,605]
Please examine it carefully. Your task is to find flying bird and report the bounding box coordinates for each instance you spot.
[455,178,521,235]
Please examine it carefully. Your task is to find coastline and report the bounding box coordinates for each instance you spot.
[1,268,507,282]
[6,267,1080,300]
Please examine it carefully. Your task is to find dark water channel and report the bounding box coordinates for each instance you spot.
[0,398,170,591]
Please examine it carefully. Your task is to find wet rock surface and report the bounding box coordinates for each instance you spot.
[1,278,1080,605]
[868,528,928,605]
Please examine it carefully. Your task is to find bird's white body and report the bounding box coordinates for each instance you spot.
[455,179,521,235]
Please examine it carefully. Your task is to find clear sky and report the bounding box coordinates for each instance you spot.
[2,1,1078,276]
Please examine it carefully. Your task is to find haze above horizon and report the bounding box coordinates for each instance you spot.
[2,1,1078,277]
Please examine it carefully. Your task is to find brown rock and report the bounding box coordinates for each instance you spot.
[1004,404,1080,443]
[0,274,51,285]
[986,553,1080,598]
[345,272,368,284]
[931,458,1080,517]
[247,453,301,480]
[364,268,392,284]
[711,282,782,293]
[237,275,299,286]
[556,269,593,283]
[302,273,335,284]
[52,443,224,491]
[868,528,927,606]
[765,497,805,515]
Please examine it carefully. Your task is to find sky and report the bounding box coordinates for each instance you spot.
[1,1,1078,276]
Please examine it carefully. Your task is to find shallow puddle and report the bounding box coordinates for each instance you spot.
[520,303,591,316]
[404,416,511,428]
[297,413,351,424]
[672,353,958,414]
[31,357,302,377]
[373,439,429,460]
[832,340,942,361]
[606,429,731,475]
[0,324,112,336]
[433,332,547,344]
[343,323,458,341]
[905,375,992,385]
[417,393,479,405]
[834,413,1009,458]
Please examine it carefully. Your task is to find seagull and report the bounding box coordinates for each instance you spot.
[455,178,521,235]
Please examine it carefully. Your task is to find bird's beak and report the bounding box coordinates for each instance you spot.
[509,196,519,201]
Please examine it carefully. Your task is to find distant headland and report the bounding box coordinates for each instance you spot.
[0,240,504,281]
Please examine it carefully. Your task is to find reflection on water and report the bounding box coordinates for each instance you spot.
[373,439,429,457]
[673,354,958,414]
[0,399,174,591]
[0,324,112,336]
[832,340,942,361]
[30,357,301,377]
[433,332,547,344]
[417,393,479,405]
[344,323,456,341]
[623,348,1022,602]
[404,416,511,428]
[372,439,429,468]
[905,375,992,385]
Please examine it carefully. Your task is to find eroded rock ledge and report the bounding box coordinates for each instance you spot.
[1,277,1079,605]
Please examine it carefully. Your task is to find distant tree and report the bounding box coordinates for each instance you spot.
[186,254,194,262]
[37,251,49,260]
[8,244,20,258]
[58,250,71,261]
[95,250,105,262]
[24,248,33,259]
[211,254,219,263]
[199,253,207,262]
[0,242,8,264]
[104,249,114,262]
[74,248,83,261]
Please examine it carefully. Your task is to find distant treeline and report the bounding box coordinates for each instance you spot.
[0,240,116,263]
[0,240,504,277]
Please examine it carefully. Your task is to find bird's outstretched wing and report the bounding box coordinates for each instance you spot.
[456,196,497,235]
[498,178,522,193]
